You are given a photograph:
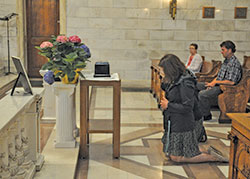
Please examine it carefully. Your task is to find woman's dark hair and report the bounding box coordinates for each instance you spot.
[220,40,236,53]
[190,43,198,50]
[158,54,186,83]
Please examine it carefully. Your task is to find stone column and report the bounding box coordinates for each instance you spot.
[39,70,56,123]
[53,83,76,148]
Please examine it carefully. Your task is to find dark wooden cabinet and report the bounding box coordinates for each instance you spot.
[227,113,250,179]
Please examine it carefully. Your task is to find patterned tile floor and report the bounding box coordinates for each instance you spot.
[74,87,231,179]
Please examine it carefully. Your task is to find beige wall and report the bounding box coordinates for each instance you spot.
[0,0,17,75]
[67,0,250,80]
[0,0,69,76]
[1,0,249,79]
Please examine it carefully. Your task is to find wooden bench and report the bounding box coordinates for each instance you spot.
[150,59,166,107]
[150,57,216,108]
[150,59,160,100]
[242,56,250,109]
[196,60,222,82]
[218,69,250,123]
[243,56,250,69]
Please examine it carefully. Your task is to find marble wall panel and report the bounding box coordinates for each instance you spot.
[66,0,250,80]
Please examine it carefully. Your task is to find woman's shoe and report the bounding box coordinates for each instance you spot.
[208,146,223,155]
[199,127,207,143]
[204,114,212,121]
[208,146,229,163]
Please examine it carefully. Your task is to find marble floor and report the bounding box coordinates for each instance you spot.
[73,86,231,179]
[0,74,231,178]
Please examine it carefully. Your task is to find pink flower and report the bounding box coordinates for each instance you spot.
[69,35,81,43]
[40,41,53,48]
[56,35,68,43]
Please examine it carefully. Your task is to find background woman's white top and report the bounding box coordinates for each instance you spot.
[186,54,203,73]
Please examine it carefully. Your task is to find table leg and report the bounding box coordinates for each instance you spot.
[113,82,121,158]
[79,84,88,158]
[86,86,90,144]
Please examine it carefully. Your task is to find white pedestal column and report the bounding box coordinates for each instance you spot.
[53,83,76,148]
[39,70,56,123]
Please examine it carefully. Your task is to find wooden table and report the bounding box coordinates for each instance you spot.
[227,113,250,179]
[79,74,121,158]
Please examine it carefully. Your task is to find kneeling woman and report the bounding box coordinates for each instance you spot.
[160,54,227,163]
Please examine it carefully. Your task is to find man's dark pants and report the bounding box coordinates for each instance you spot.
[197,82,222,117]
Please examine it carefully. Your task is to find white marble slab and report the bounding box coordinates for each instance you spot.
[34,83,90,178]
[80,73,120,81]
[0,87,44,132]
[34,129,79,179]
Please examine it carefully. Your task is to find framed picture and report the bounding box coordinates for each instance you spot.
[202,7,215,18]
[11,56,33,95]
[235,7,248,19]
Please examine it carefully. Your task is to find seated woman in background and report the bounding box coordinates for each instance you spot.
[186,43,203,73]
[159,54,227,163]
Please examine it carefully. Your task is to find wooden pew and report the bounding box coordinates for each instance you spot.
[150,59,160,98]
[218,69,250,123]
[150,57,209,108]
[195,56,209,74]
[150,59,166,107]
[150,57,221,108]
[155,67,161,102]
[243,55,250,69]
[242,56,250,109]
[159,70,165,108]
[196,60,222,82]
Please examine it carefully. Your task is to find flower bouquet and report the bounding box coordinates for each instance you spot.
[36,35,91,84]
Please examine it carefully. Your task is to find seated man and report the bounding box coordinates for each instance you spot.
[186,43,203,73]
[197,41,242,121]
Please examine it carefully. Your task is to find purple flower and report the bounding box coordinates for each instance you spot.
[80,44,91,58]
[44,70,55,85]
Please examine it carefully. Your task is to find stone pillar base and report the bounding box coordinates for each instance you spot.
[24,164,36,179]
[36,154,45,171]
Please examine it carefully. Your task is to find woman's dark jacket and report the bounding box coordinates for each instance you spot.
[161,70,202,133]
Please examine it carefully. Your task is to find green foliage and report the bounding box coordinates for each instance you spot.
[36,35,91,82]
